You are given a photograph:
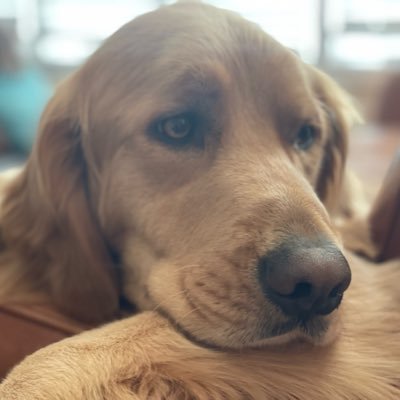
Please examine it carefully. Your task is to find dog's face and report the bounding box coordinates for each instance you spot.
[3,3,356,349]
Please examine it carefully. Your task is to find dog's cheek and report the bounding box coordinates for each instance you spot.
[316,131,346,213]
[121,235,165,311]
[289,150,323,190]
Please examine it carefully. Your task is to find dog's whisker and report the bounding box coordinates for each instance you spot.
[178,306,202,323]
[172,264,201,273]
[151,289,189,312]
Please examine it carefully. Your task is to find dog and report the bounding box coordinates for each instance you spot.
[0,3,399,399]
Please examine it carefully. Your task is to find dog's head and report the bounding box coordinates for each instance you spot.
[2,3,359,349]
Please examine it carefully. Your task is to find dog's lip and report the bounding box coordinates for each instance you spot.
[262,316,327,340]
[156,305,334,351]
[256,312,342,348]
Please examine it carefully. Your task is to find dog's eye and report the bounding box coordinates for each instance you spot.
[156,114,195,144]
[294,125,317,151]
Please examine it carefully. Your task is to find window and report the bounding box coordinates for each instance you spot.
[323,0,400,69]
[208,0,320,63]
[36,0,159,66]
[1,1,398,70]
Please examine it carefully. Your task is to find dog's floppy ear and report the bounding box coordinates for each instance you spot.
[309,67,361,214]
[1,80,120,323]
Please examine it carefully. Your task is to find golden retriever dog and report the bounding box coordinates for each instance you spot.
[0,3,399,399]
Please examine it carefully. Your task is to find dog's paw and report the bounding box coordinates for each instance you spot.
[0,312,176,400]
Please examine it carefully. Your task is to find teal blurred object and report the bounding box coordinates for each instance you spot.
[0,67,51,153]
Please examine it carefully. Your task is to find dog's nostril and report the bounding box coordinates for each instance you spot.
[329,284,342,298]
[288,282,312,299]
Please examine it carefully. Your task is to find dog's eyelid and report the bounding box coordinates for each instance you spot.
[303,112,322,127]
[302,117,322,135]
[309,122,321,136]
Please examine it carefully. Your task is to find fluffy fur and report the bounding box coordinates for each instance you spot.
[1,254,400,399]
[0,3,399,399]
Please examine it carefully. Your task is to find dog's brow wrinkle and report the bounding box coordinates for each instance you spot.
[172,61,230,90]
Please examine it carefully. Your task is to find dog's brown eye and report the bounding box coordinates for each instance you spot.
[150,112,205,149]
[294,125,317,151]
[157,115,194,143]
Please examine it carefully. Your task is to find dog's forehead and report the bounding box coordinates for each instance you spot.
[97,3,301,83]
[80,2,316,130]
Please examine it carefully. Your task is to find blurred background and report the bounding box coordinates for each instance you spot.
[0,0,399,190]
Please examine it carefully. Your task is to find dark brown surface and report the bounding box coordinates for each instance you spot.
[376,74,400,126]
[0,304,88,379]
[369,151,400,261]
[348,125,400,261]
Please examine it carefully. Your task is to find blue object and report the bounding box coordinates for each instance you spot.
[0,68,51,153]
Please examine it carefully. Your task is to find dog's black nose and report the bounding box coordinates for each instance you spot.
[258,238,351,319]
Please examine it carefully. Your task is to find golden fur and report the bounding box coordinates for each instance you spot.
[1,255,400,400]
[0,3,399,399]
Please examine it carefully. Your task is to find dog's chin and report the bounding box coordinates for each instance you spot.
[250,313,342,349]
[158,305,342,351]
[225,314,342,350]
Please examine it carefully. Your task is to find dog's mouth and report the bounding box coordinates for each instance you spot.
[156,304,339,351]
[274,316,329,339]
[268,316,328,338]
[251,311,341,348]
